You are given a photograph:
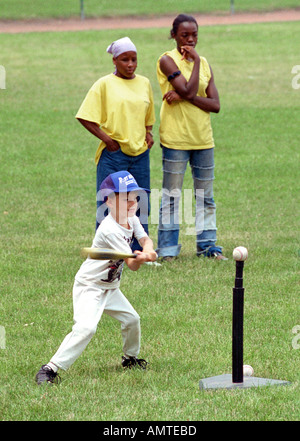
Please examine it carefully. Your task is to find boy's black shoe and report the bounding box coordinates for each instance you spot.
[35,365,61,385]
[122,356,148,370]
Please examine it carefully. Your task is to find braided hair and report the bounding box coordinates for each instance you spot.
[170,14,198,38]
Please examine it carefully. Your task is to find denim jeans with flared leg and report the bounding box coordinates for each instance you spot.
[157,146,222,258]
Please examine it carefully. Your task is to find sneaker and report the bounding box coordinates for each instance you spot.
[144,261,162,267]
[197,246,228,260]
[211,252,228,261]
[35,365,61,385]
[162,256,176,262]
[121,356,148,370]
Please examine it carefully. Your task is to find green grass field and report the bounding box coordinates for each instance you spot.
[0,18,299,421]
[0,0,299,19]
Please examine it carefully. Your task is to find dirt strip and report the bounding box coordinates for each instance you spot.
[0,9,299,34]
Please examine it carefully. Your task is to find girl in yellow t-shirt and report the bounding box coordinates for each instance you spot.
[76,37,155,250]
[156,14,227,261]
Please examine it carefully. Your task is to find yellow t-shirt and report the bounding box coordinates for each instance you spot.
[76,73,156,164]
[157,48,214,150]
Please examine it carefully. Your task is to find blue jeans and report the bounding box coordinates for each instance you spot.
[96,148,150,251]
[157,146,222,257]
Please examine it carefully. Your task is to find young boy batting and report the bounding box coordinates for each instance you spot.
[35,171,157,385]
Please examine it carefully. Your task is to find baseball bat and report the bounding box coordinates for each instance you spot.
[81,247,137,260]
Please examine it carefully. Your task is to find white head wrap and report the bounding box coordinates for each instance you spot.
[106,37,137,58]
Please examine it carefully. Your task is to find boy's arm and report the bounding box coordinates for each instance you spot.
[125,236,157,271]
[139,236,157,258]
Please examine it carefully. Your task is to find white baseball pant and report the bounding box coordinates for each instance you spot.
[50,280,141,370]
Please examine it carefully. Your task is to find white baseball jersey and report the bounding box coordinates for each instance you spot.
[75,213,147,289]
